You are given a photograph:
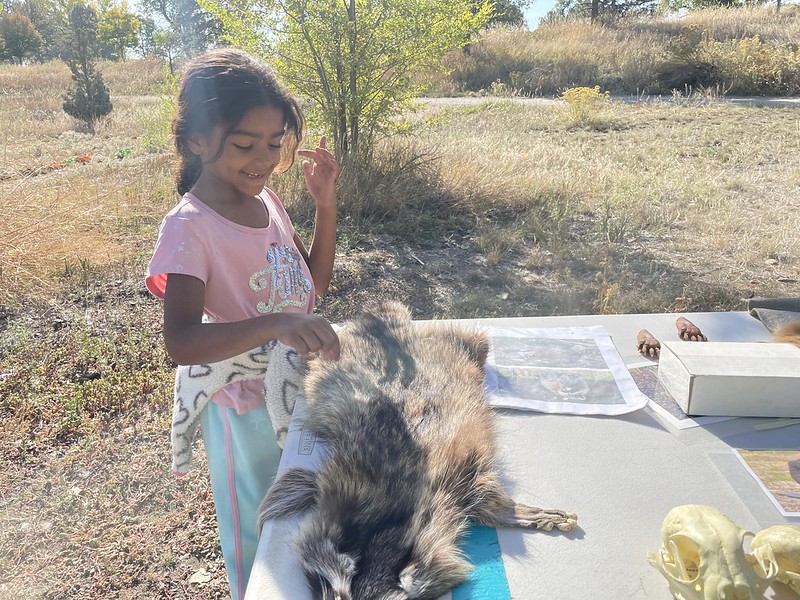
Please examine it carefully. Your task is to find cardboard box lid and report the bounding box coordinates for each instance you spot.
[660,341,800,377]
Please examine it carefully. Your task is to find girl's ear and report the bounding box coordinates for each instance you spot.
[186,132,207,157]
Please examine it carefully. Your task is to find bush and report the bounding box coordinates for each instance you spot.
[62,4,113,132]
[705,35,800,95]
[560,85,611,126]
[63,66,113,131]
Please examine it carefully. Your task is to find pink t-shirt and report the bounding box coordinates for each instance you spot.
[146,188,315,413]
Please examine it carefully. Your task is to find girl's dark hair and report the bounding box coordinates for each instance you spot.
[172,48,305,195]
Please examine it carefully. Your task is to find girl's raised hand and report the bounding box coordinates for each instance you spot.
[298,136,339,209]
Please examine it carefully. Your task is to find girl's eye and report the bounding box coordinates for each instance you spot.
[269,144,282,151]
[233,143,253,151]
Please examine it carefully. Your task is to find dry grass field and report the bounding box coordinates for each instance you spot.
[444,6,800,96]
[1,52,799,598]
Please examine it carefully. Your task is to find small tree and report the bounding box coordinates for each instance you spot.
[62,4,112,132]
[152,27,180,72]
[0,12,42,63]
[486,0,531,26]
[203,0,492,159]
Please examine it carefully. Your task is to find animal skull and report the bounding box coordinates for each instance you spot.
[647,505,770,600]
[749,525,800,596]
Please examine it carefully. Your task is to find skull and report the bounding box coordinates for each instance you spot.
[749,525,800,596]
[647,505,770,600]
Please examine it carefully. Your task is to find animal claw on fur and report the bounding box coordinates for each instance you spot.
[557,515,578,531]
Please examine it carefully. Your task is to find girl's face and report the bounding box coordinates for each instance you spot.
[189,104,286,200]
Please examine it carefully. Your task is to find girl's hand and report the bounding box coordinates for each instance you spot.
[272,313,340,360]
[298,136,338,209]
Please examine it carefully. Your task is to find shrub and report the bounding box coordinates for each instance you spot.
[704,35,800,95]
[560,85,611,126]
[63,67,113,131]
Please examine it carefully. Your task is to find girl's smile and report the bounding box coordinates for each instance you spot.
[189,105,287,203]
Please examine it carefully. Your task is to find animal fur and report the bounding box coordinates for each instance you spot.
[772,321,800,348]
[256,301,576,600]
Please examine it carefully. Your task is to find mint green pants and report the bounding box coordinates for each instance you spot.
[200,403,282,600]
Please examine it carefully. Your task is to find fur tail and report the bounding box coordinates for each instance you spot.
[772,321,800,348]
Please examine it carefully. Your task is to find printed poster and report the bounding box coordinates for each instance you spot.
[486,326,648,416]
[734,449,800,517]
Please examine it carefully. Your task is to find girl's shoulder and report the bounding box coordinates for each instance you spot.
[164,193,205,219]
[261,187,285,209]
[160,193,224,233]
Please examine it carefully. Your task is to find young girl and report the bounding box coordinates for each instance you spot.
[146,48,340,599]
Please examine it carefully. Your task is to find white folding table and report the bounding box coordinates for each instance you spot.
[245,311,799,600]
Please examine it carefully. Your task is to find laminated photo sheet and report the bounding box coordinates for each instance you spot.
[486,325,648,415]
[734,448,800,518]
[628,364,736,430]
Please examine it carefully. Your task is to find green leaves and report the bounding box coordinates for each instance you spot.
[200,0,492,157]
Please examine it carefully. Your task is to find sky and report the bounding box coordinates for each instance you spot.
[524,0,558,28]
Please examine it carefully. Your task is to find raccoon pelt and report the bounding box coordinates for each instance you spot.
[772,321,800,348]
[256,301,577,600]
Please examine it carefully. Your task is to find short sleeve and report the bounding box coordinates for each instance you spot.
[146,213,210,299]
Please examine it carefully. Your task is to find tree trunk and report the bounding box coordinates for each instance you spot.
[591,0,599,21]
[348,0,358,155]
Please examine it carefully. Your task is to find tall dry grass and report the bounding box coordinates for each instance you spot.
[682,4,800,43]
[441,5,800,96]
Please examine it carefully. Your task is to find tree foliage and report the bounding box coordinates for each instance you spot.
[4,0,66,61]
[201,0,492,158]
[0,11,42,62]
[486,0,531,26]
[139,0,220,57]
[62,3,113,131]
[549,0,756,19]
[97,2,140,60]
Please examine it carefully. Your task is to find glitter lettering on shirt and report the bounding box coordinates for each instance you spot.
[249,243,313,313]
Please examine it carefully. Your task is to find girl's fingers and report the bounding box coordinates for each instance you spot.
[298,147,336,163]
[293,326,340,359]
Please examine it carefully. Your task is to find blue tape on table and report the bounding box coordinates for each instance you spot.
[451,524,511,600]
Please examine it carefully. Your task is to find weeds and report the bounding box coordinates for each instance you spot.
[139,62,179,153]
[0,317,173,449]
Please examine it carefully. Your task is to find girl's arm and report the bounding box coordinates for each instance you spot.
[297,136,338,296]
[163,273,340,365]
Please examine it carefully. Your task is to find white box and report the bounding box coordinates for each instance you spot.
[656,341,800,417]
